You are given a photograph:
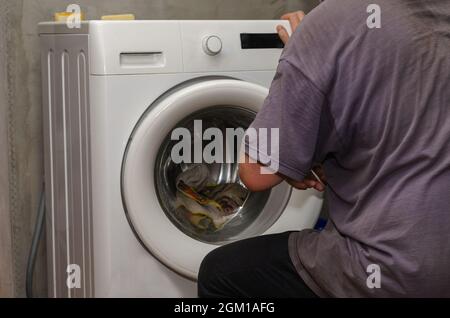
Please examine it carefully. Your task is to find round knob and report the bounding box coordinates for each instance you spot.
[203,35,222,56]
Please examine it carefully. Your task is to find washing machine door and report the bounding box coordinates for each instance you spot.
[121,79,321,280]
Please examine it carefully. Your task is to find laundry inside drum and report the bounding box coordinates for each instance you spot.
[175,164,250,231]
[154,106,281,244]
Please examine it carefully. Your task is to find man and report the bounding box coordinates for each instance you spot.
[198,0,450,297]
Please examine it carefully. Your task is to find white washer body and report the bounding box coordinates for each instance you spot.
[39,20,323,298]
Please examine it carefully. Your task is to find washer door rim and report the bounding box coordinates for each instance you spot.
[121,78,293,280]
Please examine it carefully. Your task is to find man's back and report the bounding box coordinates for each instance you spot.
[283,0,450,296]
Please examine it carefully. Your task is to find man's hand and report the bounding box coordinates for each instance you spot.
[277,11,305,44]
[286,166,326,192]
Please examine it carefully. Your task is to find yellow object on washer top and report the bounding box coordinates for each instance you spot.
[54,11,85,22]
[101,14,136,20]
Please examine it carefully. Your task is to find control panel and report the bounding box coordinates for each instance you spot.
[41,20,291,75]
[180,20,290,73]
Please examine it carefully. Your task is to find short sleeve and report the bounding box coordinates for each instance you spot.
[244,59,326,181]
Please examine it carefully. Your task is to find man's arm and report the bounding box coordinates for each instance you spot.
[239,10,327,193]
[239,155,283,192]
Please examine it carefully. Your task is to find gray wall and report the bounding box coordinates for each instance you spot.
[0,0,14,298]
[0,0,320,298]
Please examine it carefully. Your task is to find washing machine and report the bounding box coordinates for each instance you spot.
[39,20,323,298]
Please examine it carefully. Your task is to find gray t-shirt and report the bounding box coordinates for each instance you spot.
[246,0,450,297]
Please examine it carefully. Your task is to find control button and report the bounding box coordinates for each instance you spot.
[203,35,222,56]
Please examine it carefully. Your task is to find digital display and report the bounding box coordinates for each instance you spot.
[240,33,284,49]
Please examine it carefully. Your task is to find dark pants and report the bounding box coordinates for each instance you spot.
[198,232,318,298]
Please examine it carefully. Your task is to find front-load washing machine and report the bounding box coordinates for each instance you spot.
[39,20,323,298]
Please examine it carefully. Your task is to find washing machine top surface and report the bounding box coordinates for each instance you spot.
[39,20,291,75]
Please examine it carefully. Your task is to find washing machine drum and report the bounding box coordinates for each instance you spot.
[121,79,319,280]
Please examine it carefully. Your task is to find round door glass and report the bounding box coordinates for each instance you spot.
[154,106,289,244]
